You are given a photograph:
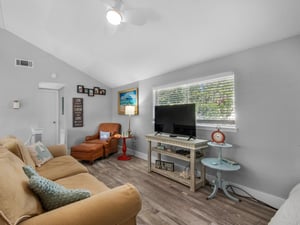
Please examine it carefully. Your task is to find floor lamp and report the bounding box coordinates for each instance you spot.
[125,105,135,136]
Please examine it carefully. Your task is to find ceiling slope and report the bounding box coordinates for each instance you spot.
[1,0,300,87]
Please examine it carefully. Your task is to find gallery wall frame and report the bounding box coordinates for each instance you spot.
[76,85,106,96]
[118,87,139,115]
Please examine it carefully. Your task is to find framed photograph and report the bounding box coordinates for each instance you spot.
[99,89,106,95]
[155,160,174,172]
[88,89,94,96]
[77,85,84,93]
[118,88,138,115]
[84,88,89,94]
[94,87,100,95]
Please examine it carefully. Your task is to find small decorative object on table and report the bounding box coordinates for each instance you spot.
[211,128,225,143]
[155,160,174,171]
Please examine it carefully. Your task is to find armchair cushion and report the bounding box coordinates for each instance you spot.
[85,123,121,157]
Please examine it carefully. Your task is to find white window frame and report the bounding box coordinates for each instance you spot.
[153,72,237,132]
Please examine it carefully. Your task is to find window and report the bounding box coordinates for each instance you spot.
[153,72,236,129]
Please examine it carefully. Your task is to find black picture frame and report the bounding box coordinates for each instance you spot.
[84,88,89,94]
[88,89,94,96]
[94,87,101,95]
[99,89,106,95]
[77,85,84,93]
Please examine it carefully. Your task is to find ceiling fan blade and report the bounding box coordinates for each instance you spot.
[123,8,147,26]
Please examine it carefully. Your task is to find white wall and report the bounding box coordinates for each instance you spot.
[112,35,300,202]
[0,28,112,147]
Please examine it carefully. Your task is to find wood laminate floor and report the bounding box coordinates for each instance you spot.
[83,155,276,225]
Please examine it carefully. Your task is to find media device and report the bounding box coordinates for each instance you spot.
[154,104,196,139]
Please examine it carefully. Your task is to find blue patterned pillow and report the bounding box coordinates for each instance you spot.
[22,165,39,178]
[28,175,91,211]
[100,131,110,140]
[27,141,53,167]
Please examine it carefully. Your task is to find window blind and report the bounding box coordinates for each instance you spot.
[153,73,235,128]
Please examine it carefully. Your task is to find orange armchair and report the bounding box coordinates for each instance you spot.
[85,123,121,157]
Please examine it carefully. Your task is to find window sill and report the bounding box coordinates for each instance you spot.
[196,123,238,133]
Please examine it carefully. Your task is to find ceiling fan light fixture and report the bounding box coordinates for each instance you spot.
[106,9,122,25]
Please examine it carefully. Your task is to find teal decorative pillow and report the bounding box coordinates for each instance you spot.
[27,141,53,167]
[100,131,110,140]
[22,165,39,178]
[28,175,91,211]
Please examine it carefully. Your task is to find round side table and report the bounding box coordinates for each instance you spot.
[118,136,133,160]
[201,142,240,202]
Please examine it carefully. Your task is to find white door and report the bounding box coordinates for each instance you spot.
[36,90,59,145]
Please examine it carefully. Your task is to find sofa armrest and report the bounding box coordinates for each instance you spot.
[85,133,98,141]
[47,144,67,157]
[19,183,142,225]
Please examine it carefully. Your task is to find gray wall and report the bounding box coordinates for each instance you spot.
[112,35,300,200]
[0,28,112,147]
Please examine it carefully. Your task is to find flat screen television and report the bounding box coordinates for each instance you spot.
[154,104,196,138]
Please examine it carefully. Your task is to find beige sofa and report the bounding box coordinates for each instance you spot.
[268,183,300,225]
[0,137,141,225]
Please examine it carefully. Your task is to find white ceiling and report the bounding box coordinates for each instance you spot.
[1,0,300,88]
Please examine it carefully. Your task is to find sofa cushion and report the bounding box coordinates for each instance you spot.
[27,142,53,167]
[55,173,110,195]
[28,175,91,211]
[0,147,43,225]
[0,137,35,168]
[36,155,88,180]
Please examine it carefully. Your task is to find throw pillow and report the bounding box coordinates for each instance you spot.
[23,165,39,178]
[100,131,110,140]
[28,141,53,167]
[28,175,91,211]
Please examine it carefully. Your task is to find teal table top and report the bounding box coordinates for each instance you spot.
[208,142,232,148]
[201,157,240,171]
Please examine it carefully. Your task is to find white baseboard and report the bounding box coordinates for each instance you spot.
[120,147,285,209]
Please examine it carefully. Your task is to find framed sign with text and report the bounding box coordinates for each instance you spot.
[73,98,83,127]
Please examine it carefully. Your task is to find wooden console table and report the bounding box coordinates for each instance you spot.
[145,134,208,192]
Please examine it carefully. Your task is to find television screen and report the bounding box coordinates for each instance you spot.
[154,104,196,138]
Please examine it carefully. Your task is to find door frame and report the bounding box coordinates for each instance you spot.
[38,82,65,145]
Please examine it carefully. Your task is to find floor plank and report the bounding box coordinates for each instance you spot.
[83,155,276,225]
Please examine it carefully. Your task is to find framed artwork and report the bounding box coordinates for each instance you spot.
[84,88,89,94]
[77,85,84,93]
[118,88,138,115]
[94,87,100,95]
[73,98,83,127]
[88,89,94,96]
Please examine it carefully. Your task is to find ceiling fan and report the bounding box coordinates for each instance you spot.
[103,0,153,26]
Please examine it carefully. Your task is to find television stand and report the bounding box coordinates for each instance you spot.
[145,134,208,192]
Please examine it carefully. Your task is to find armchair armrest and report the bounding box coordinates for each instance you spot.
[47,144,67,157]
[85,133,99,141]
[19,183,142,225]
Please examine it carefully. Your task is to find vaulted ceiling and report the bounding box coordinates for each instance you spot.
[1,0,300,88]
